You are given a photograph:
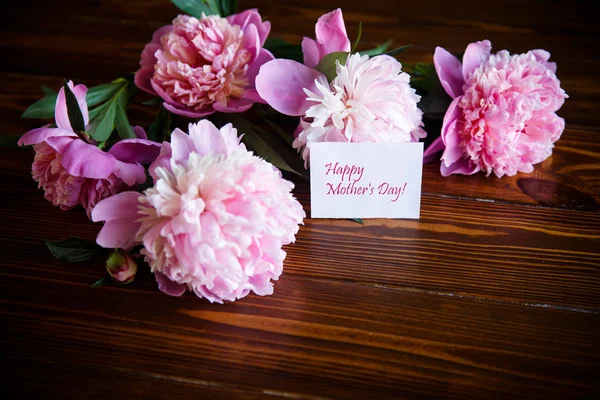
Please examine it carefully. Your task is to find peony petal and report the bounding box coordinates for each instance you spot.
[440,120,464,166]
[255,59,327,116]
[243,89,266,104]
[441,97,462,143]
[155,271,186,297]
[315,9,350,55]
[170,128,195,163]
[423,136,445,164]
[133,126,148,140]
[531,49,550,63]
[149,142,173,181]
[245,48,275,87]
[18,127,77,147]
[227,9,270,43]
[302,37,321,69]
[241,23,260,61]
[60,139,115,179]
[433,47,465,99]
[96,218,141,249]
[440,158,479,176]
[112,160,147,186]
[134,25,171,94]
[462,40,492,81]
[162,101,215,118]
[55,82,89,131]
[45,136,76,153]
[217,123,243,154]
[93,191,142,249]
[531,49,557,73]
[150,80,179,108]
[134,65,157,95]
[316,26,351,59]
[212,98,254,113]
[188,120,226,156]
[108,138,162,164]
[91,191,142,222]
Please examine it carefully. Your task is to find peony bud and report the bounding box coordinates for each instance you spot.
[106,251,137,284]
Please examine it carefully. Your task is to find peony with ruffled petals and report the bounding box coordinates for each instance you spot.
[255,10,425,165]
[293,53,425,165]
[18,82,161,217]
[424,40,568,177]
[92,120,305,303]
[134,10,274,118]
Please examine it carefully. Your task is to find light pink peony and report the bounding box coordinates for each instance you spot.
[134,10,274,118]
[92,120,305,303]
[424,40,568,177]
[255,10,425,165]
[18,82,161,217]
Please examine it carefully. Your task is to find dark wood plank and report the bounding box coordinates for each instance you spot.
[2,0,597,127]
[422,128,600,207]
[2,271,599,400]
[6,356,283,400]
[285,195,600,310]
[2,146,598,311]
[1,1,599,399]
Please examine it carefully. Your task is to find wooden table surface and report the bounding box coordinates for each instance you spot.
[2,1,599,399]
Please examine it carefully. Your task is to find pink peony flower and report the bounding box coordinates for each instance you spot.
[18,82,161,217]
[134,10,274,118]
[92,120,305,303]
[424,40,568,177]
[255,10,425,166]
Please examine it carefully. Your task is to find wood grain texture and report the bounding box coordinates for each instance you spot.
[1,0,599,399]
[3,272,599,399]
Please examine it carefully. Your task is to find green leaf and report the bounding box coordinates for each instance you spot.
[91,276,109,288]
[86,83,122,108]
[386,44,412,57]
[88,103,116,142]
[220,0,238,16]
[171,0,220,17]
[63,81,86,132]
[21,93,58,119]
[88,100,109,120]
[351,22,362,53]
[46,237,104,263]
[225,114,307,179]
[264,37,303,62]
[351,218,364,224]
[114,104,136,139]
[147,105,172,142]
[315,51,350,82]
[0,134,23,148]
[403,62,437,93]
[41,85,57,96]
[360,39,392,57]
[256,112,294,147]
[142,97,162,106]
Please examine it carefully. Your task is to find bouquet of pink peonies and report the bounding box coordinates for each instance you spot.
[17,0,567,302]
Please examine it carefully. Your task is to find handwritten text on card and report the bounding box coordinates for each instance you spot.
[310,143,423,219]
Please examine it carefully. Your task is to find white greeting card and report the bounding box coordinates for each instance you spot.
[309,142,423,219]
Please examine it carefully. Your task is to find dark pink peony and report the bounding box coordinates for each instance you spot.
[18,82,161,217]
[424,40,568,177]
[134,10,273,118]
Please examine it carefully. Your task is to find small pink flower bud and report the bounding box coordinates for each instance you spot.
[106,251,137,284]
